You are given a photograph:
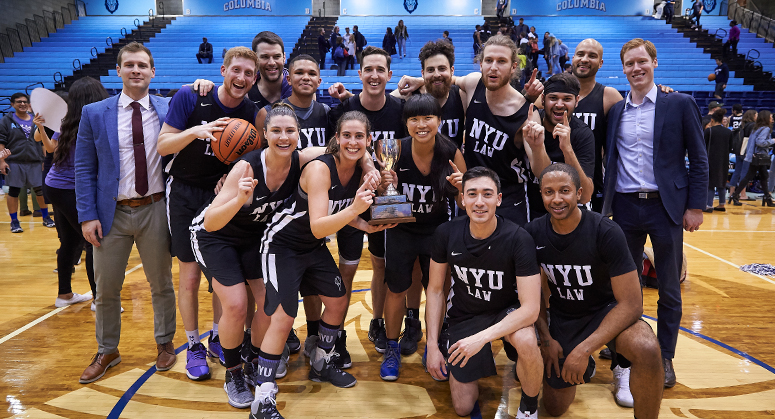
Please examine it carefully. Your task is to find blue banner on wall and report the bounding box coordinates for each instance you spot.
[184,0,311,15]
[84,0,155,15]
[514,0,654,15]
[341,0,482,15]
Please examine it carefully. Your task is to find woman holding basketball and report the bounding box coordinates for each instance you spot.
[250,111,390,419]
[377,94,466,382]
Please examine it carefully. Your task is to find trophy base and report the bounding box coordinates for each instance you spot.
[368,216,416,225]
[370,196,415,225]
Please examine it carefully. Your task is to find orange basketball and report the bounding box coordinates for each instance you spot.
[212,118,260,164]
[708,73,716,81]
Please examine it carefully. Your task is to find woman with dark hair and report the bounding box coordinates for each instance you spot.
[395,20,408,58]
[703,108,732,212]
[731,110,775,206]
[383,27,397,57]
[728,109,757,201]
[37,76,107,308]
[377,94,466,382]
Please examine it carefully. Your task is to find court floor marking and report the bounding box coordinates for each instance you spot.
[0,263,143,346]
[683,242,775,286]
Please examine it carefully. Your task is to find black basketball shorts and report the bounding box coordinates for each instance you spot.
[192,230,263,287]
[167,177,214,263]
[336,225,386,262]
[446,304,521,383]
[261,244,346,318]
[384,227,434,294]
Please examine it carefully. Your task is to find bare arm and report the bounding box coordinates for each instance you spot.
[33,114,56,153]
[425,259,450,380]
[157,118,229,156]
[202,161,257,232]
[602,86,624,116]
[255,107,268,144]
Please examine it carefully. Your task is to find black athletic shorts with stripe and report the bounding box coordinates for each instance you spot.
[167,177,214,263]
[192,231,263,287]
[384,227,433,293]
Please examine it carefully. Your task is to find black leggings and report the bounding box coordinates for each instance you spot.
[736,163,771,198]
[44,184,96,296]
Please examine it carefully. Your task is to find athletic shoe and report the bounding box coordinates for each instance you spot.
[241,329,252,362]
[399,317,422,355]
[515,408,538,418]
[185,343,211,381]
[421,345,448,382]
[368,318,387,353]
[244,358,258,387]
[286,329,301,354]
[90,301,124,313]
[32,210,42,217]
[309,346,357,388]
[10,220,23,233]
[42,216,55,228]
[276,344,290,379]
[599,348,612,359]
[334,330,352,369]
[208,331,226,366]
[613,365,634,407]
[249,381,284,419]
[303,335,319,359]
[380,340,401,381]
[54,293,91,308]
[223,367,253,408]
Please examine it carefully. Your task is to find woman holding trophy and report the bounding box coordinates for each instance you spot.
[376,94,467,382]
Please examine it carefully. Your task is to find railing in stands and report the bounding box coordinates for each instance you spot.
[730,1,775,43]
[714,28,727,40]
[159,2,165,18]
[106,37,113,47]
[90,47,98,57]
[0,97,12,115]
[54,72,65,90]
[25,82,44,95]
[73,59,82,71]
[149,9,155,27]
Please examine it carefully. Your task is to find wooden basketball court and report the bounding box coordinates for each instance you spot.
[1,194,775,418]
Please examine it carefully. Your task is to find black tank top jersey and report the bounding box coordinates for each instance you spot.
[194,149,301,239]
[574,82,607,195]
[329,93,406,143]
[264,99,331,149]
[440,85,465,149]
[524,211,637,318]
[249,84,272,109]
[464,79,530,206]
[169,88,259,189]
[261,153,363,253]
[394,137,455,235]
[432,216,540,325]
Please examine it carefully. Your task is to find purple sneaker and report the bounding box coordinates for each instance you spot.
[186,342,211,381]
[208,332,225,366]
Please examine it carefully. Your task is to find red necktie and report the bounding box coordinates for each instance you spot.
[129,102,149,196]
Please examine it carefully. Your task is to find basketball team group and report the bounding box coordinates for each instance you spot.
[56,25,707,419]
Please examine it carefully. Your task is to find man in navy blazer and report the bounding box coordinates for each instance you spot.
[75,42,177,384]
[602,39,708,389]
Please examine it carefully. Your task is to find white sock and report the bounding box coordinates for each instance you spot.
[212,323,219,337]
[186,329,200,348]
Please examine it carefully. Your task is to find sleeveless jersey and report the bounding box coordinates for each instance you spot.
[192,149,301,239]
[261,153,363,253]
[730,114,743,130]
[168,88,258,189]
[394,137,455,235]
[431,216,539,325]
[265,98,331,149]
[440,85,465,149]
[329,93,406,143]
[524,211,637,318]
[464,79,530,206]
[574,82,607,199]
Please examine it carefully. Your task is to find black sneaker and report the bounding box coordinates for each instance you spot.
[286,328,301,354]
[334,330,352,369]
[369,318,387,354]
[240,329,252,362]
[309,347,357,388]
[399,317,423,356]
[250,381,284,419]
[243,358,258,387]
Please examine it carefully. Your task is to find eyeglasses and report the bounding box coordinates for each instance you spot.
[13,101,29,105]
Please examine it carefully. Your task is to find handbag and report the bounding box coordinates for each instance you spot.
[752,152,770,167]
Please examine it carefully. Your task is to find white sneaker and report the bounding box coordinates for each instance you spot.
[613,365,634,408]
[91,301,124,313]
[516,408,538,418]
[55,293,92,307]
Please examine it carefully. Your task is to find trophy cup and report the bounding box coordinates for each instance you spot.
[369,138,416,225]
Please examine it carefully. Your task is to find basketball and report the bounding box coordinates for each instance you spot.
[212,118,260,164]
[708,73,716,81]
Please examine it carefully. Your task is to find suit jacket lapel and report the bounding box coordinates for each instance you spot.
[105,95,121,172]
[149,95,169,125]
[653,90,668,166]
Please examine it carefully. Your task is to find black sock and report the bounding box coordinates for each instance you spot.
[519,391,538,414]
[617,353,632,369]
[247,343,260,362]
[406,308,420,319]
[307,320,319,337]
[223,346,242,369]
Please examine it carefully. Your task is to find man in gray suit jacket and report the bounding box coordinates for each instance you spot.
[75,42,177,384]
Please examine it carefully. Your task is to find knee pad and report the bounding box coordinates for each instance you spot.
[33,186,43,196]
[7,187,20,198]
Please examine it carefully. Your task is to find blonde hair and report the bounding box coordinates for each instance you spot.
[223,46,258,70]
[620,38,657,63]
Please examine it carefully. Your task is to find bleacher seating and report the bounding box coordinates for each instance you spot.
[700,16,775,73]
[0,16,147,99]
[98,16,311,92]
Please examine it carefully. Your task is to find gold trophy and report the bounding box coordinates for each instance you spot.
[369,138,416,225]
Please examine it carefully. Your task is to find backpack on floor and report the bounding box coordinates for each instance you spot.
[641,247,687,289]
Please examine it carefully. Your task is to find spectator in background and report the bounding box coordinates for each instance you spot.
[318,28,330,70]
[222,47,227,59]
[728,109,757,201]
[549,35,561,75]
[0,92,54,233]
[330,26,341,66]
[345,27,350,38]
[383,27,397,57]
[334,36,347,76]
[39,76,106,308]
[690,0,703,29]
[664,0,675,24]
[704,108,732,212]
[353,25,367,64]
[481,23,492,43]
[442,31,453,44]
[528,26,537,39]
[515,18,529,40]
[702,101,723,129]
[529,36,539,70]
[345,33,356,70]
[197,37,213,64]
[473,25,483,56]
[543,32,554,74]
[731,110,775,207]
[558,39,569,72]
[714,58,729,99]
[496,0,507,18]
[730,103,744,129]
[395,20,408,59]
[724,20,740,58]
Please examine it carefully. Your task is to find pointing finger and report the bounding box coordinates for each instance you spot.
[449,160,461,173]
[530,68,538,83]
[563,110,569,126]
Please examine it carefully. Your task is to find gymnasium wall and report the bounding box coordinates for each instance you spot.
[0,0,73,34]
[83,0,313,15]
[340,0,483,16]
[83,0,156,15]
[514,0,655,15]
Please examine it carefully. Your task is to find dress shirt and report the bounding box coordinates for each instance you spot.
[117,92,164,200]
[615,84,659,193]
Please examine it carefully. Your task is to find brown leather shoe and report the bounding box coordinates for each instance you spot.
[80,351,121,384]
[156,342,177,371]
